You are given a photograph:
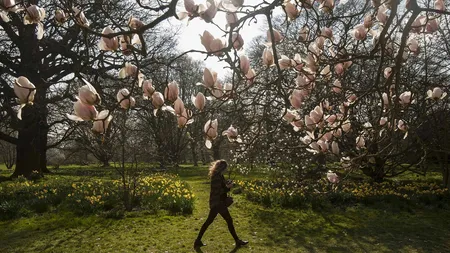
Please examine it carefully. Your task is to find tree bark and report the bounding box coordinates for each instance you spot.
[11,102,48,177]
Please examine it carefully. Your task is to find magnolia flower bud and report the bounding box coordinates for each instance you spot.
[231,33,244,50]
[204,119,218,149]
[327,171,339,183]
[427,87,447,100]
[173,97,185,115]
[117,88,135,109]
[164,81,179,103]
[67,98,98,121]
[55,10,67,24]
[98,27,119,51]
[142,79,155,99]
[78,79,100,105]
[267,29,283,44]
[92,110,113,134]
[192,92,206,111]
[239,55,250,75]
[14,76,36,105]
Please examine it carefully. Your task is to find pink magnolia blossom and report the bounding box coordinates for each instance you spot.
[398,91,412,106]
[350,24,367,40]
[319,0,334,13]
[14,76,36,105]
[347,93,357,104]
[291,119,304,132]
[200,30,214,52]
[92,110,113,134]
[142,79,155,99]
[222,125,242,143]
[333,128,342,137]
[220,0,244,11]
[54,10,67,24]
[356,136,365,149]
[342,120,351,133]
[426,18,439,33]
[397,120,408,139]
[327,171,339,183]
[317,140,329,152]
[310,105,324,123]
[173,97,185,115]
[67,98,98,121]
[332,79,342,93]
[267,29,283,44]
[151,91,165,109]
[435,0,445,11]
[380,117,388,126]
[427,87,447,100]
[239,55,250,74]
[164,81,179,103]
[245,69,256,83]
[231,33,244,50]
[326,114,337,125]
[376,5,388,24]
[199,0,218,23]
[204,119,218,149]
[364,15,373,28]
[78,79,100,105]
[73,7,90,27]
[98,27,119,51]
[298,26,309,42]
[23,5,45,39]
[331,141,339,155]
[384,67,392,79]
[283,109,299,123]
[262,47,274,67]
[226,12,238,28]
[278,55,293,70]
[192,92,206,111]
[118,62,144,87]
[289,89,304,109]
[335,63,344,76]
[117,88,135,109]
[200,68,218,89]
[119,34,141,56]
[128,16,144,30]
[284,1,299,20]
[209,38,227,55]
[321,27,333,40]
[177,108,194,128]
[320,65,331,79]
[407,37,419,55]
[411,15,426,33]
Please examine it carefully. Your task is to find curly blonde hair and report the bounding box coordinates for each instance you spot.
[208,160,228,177]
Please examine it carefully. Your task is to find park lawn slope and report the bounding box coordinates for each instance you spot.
[1,166,449,252]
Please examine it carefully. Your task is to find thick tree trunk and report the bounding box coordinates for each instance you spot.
[11,24,49,178]
[11,103,48,178]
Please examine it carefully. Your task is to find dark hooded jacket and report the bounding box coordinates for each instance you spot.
[209,173,230,209]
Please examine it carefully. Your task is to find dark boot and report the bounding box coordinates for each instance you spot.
[194,239,206,248]
[235,239,249,246]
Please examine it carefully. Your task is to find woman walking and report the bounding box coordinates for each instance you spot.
[194,160,248,248]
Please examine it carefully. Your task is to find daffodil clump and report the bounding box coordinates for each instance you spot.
[0,174,194,219]
[131,173,195,213]
[236,179,450,208]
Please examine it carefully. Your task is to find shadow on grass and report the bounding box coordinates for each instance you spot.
[250,205,450,252]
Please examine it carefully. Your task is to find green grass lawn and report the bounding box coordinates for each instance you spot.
[1,165,450,252]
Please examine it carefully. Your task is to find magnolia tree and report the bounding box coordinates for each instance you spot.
[1,0,449,186]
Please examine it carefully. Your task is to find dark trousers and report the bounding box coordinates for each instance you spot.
[196,206,239,241]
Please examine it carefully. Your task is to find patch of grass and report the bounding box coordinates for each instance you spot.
[0,165,449,252]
